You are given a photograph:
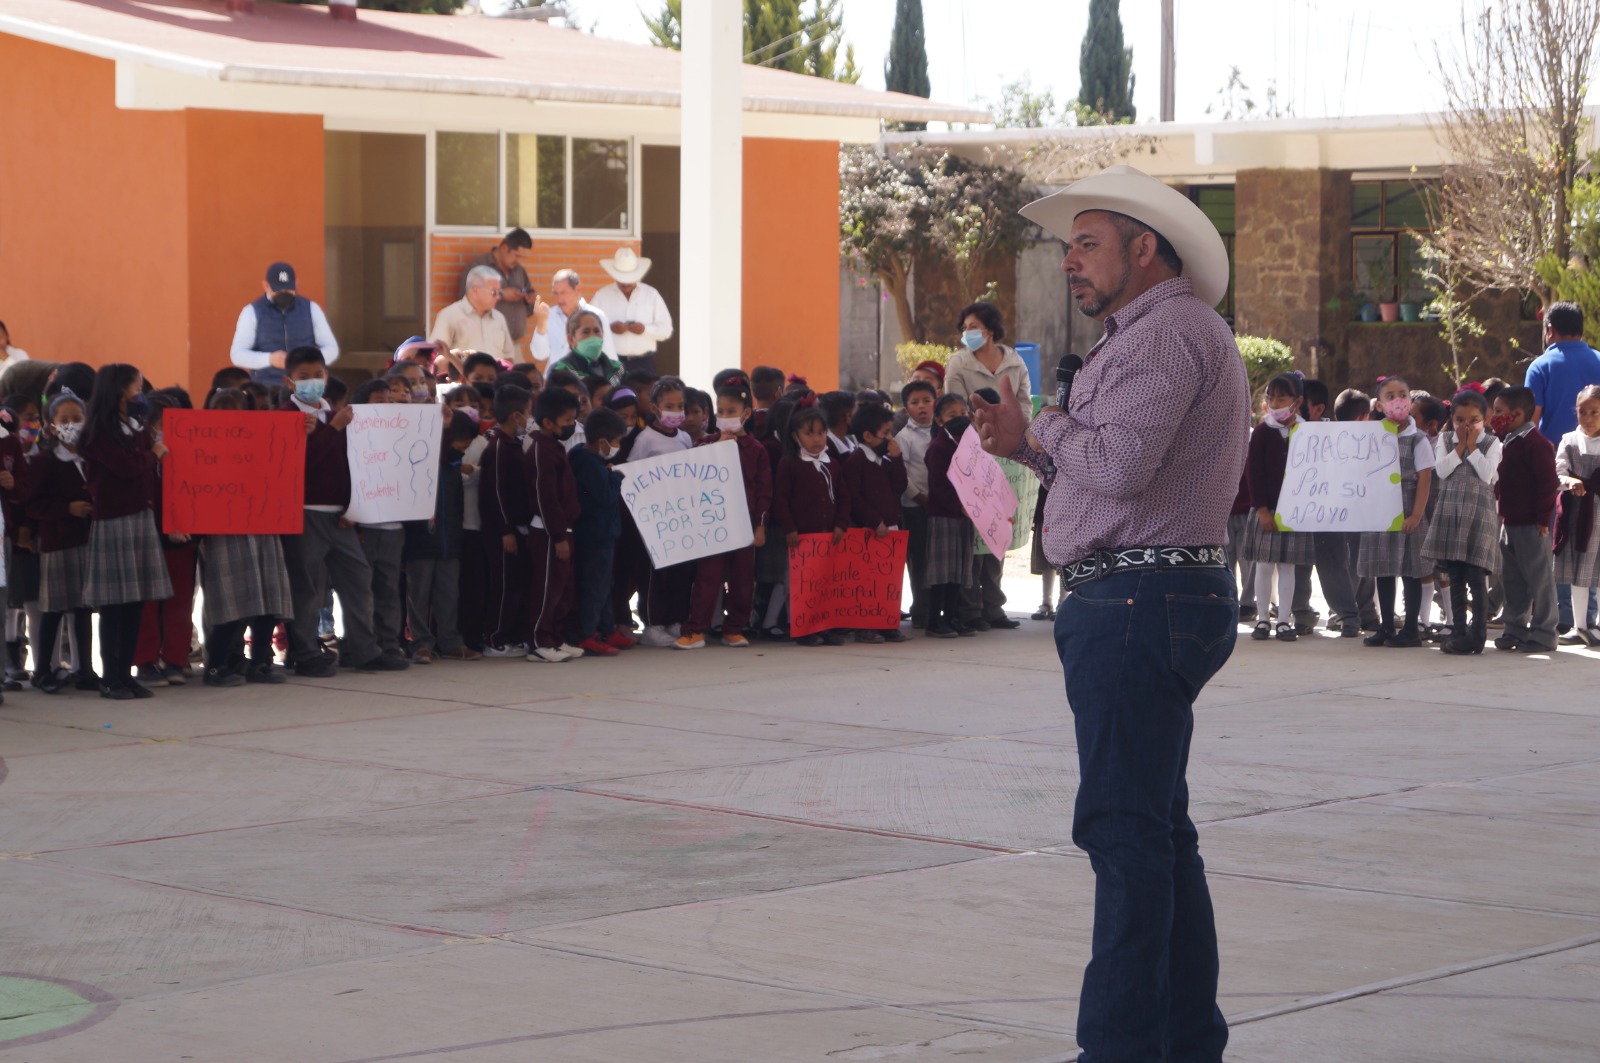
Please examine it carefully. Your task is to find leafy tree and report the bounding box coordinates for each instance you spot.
[1076,0,1135,124]
[990,74,1062,129]
[644,0,859,83]
[1204,66,1291,121]
[884,0,929,130]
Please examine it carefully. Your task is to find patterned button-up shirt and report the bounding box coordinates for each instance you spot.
[1010,277,1249,567]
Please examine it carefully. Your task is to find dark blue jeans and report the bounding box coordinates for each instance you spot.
[573,543,616,640]
[1055,567,1237,1063]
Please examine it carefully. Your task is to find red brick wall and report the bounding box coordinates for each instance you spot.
[429,233,642,323]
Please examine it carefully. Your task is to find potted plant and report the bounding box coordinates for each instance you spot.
[1369,256,1400,322]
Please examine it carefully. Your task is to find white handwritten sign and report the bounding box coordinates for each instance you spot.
[1275,421,1405,533]
[620,440,752,568]
[344,403,443,524]
[949,427,1019,557]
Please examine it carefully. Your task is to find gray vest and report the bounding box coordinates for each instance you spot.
[250,294,316,387]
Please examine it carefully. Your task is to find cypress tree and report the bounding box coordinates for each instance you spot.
[884,0,929,131]
[1076,0,1135,124]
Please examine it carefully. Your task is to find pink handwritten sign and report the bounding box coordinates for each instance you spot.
[949,427,1019,558]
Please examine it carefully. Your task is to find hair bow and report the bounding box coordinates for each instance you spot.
[788,373,809,387]
[796,392,817,410]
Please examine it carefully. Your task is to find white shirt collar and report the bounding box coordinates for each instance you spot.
[291,395,331,418]
[827,430,854,454]
[801,449,830,467]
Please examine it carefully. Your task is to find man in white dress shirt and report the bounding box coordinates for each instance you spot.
[429,265,519,365]
[530,269,612,367]
[590,248,674,374]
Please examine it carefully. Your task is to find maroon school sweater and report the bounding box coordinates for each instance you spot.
[24,450,91,553]
[1495,427,1560,527]
[924,429,964,519]
[773,454,851,534]
[278,402,352,510]
[1245,420,1290,511]
[477,429,530,540]
[841,448,908,529]
[81,425,158,521]
[523,431,579,543]
[0,433,36,542]
[697,433,774,528]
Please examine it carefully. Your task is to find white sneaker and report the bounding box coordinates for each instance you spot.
[554,643,585,660]
[482,643,529,658]
[526,646,570,663]
[667,623,682,638]
[639,625,676,648]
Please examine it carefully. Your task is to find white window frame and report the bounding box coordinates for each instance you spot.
[427,129,638,239]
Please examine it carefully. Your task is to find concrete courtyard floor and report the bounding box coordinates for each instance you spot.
[2,568,1598,1062]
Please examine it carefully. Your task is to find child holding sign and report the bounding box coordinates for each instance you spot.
[841,402,909,644]
[923,394,975,640]
[773,405,851,647]
[678,385,773,649]
[1422,389,1502,655]
[629,376,695,647]
[1241,374,1313,642]
[1358,376,1435,648]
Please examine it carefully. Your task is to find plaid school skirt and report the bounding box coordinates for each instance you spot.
[199,534,293,627]
[1239,517,1316,565]
[83,511,174,607]
[1422,470,1501,576]
[39,544,90,614]
[926,515,975,586]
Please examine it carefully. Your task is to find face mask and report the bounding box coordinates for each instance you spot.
[1381,397,1411,422]
[54,422,82,447]
[1269,405,1298,426]
[596,442,614,461]
[513,419,530,440]
[945,415,971,439]
[715,417,744,434]
[270,292,296,310]
[873,440,891,457]
[574,336,605,362]
[19,425,39,445]
[961,330,986,352]
[1490,414,1515,438]
[657,411,685,430]
[293,378,326,404]
[555,423,576,442]
[126,393,149,420]
[411,386,430,403]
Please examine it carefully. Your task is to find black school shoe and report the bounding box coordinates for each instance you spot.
[925,622,959,640]
[355,655,410,672]
[987,616,1021,630]
[247,662,288,684]
[72,670,102,692]
[100,682,135,701]
[124,678,155,699]
[31,671,62,695]
[293,655,339,678]
[1385,629,1423,648]
[204,668,247,688]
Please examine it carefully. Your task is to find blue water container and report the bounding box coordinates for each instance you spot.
[1014,342,1042,396]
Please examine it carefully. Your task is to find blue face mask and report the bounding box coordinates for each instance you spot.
[961,329,986,352]
[294,378,327,404]
[126,393,150,420]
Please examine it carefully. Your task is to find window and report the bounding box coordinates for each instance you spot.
[1189,186,1235,319]
[1350,180,1435,305]
[440,132,633,233]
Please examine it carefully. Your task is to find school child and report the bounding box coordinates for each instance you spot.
[1358,376,1436,648]
[773,405,851,646]
[192,389,294,686]
[569,408,634,656]
[279,348,402,677]
[682,388,711,445]
[1554,385,1600,646]
[22,390,96,694]
[820,390,858,461]
[922,394,976,639]
[0,396,41,690]
[1329,389,1382,630]
[628,376,695,647]
[1407,393,1451,640]
[79,364,173,699]
[458,400,490,652]
[133,389,199,687]
[478,385,534,657]
[840,401,908,644]
[1240,373,1313,642]
[1492,385,1561,652]
[523,387,582,663]
[1225,467,1257,625]
[342,379,410,664]
[1420,389,1502,655]
[675,387,774,650]
[402,411,481,664]
[960,387,1019,631]
[894,380,938,629]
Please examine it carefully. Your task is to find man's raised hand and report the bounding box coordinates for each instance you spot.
[971,376,1028,457]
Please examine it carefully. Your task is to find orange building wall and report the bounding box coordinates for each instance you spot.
[0,37,188,386]
[184,110,325,399]
[743,138,841,390]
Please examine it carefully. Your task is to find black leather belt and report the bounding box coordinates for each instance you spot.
[1059,545,1228,591]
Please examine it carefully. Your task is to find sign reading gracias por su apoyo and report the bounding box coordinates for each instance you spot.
[1274,420,1406,533]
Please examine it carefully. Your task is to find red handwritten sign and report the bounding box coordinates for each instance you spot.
[162,410,304,535]
[787,529,908,638]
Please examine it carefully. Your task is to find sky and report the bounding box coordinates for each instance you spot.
[495,0,1478,125]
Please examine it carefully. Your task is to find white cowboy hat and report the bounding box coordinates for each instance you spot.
[599,247,652,284]
[1019,165,1230,309]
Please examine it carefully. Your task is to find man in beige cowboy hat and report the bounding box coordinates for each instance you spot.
[591,247,674,374]
[972,165,1247,1063]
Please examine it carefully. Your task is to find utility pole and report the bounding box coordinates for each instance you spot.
[1160,0,1175,122]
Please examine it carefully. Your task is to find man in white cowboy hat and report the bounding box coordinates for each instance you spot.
[972,165,1248,1063]
[591,247,674,374]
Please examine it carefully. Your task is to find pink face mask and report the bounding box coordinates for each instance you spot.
[1382,397,1411,422]
[1269,405,1298,425]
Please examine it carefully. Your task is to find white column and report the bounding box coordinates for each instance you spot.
[678,0,743,385]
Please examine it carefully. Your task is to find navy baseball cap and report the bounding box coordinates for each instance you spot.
[266,262,297,291]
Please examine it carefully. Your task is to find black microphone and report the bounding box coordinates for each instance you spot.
[1054,354,1084,409]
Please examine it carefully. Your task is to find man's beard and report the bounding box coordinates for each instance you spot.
[1069,253,1132,318]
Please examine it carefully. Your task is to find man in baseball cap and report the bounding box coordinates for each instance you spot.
[229,261,340,387]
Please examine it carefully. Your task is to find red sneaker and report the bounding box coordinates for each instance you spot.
[604,629,639,650]
[578,635,620,657]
